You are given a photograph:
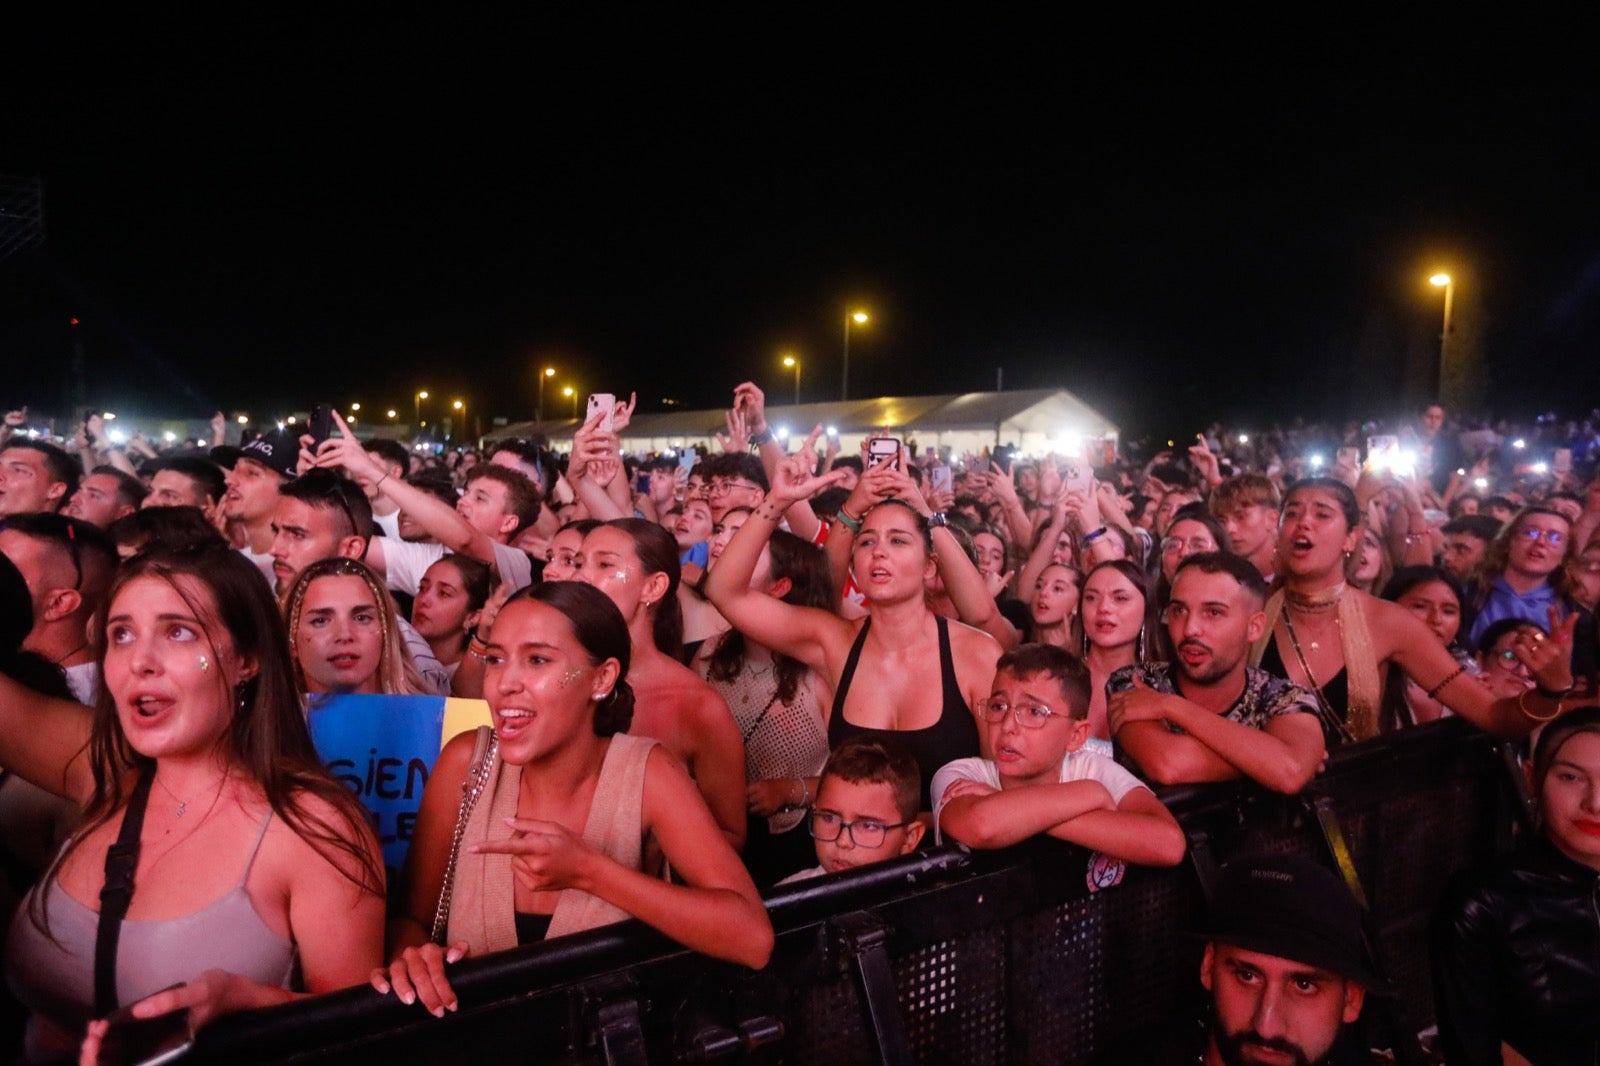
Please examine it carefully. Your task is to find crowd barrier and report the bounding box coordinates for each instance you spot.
[188,718,1524,1064]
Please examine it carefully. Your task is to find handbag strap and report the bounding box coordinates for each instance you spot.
[432,727,497,945]
[96,766,156,1016]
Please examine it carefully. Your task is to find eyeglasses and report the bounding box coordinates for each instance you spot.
[977,696,1074,729]
[1517,527,1566,546]
[1160,535,1216,555]
[808,809,910,849]
[708,480,762,496]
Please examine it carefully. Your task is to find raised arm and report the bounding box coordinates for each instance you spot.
[315,411,499,571]
[1389,600,1576,739]
[702,454,850,669]
[1016,492,1073,599]
[566,409,632,522]
[0,673,95,803]
[734,383,822,542]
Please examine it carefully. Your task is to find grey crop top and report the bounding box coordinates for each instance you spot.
[4,814,295,1060]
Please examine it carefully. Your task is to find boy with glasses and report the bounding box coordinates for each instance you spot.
[780,739,925,882]
[930,644,1185,868]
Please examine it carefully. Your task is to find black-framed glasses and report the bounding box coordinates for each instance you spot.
[808,809,909,849]
[977,696,1074,729]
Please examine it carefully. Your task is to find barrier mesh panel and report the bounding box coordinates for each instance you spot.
[897,932,1006,1064]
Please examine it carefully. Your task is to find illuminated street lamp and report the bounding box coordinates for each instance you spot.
[537,366,556,423]
[782,353,801,405]
[562,385,577,419]
[1430,273,1454,396]
[452,399,465,443]
[350,402,361,412]
[841,310,869,401]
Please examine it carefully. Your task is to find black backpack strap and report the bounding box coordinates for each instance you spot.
[95,767,155,1016]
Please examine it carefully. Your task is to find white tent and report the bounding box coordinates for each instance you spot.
[485,387,1118,461]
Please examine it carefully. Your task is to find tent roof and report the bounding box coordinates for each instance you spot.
[485,387,1117,445]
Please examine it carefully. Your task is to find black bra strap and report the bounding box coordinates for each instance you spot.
[96,766,155,1016]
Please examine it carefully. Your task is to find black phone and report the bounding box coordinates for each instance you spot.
[95,1002,194,1066]
[308,403,334,447]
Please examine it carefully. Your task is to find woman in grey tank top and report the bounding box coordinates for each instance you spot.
[0,547,385,1062]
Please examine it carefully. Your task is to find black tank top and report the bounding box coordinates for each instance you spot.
[1260,637,1351,747]
[828,615,981,810]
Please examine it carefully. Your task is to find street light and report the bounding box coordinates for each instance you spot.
[415,390,429,433]
[350,402,361,412]
[386,409,398,420]
[537,366,557,423]
[841,309,869,401]
[782,353,801,405]
[562,385,577,419]
[452,399,465,443]
[1430,273,1454,397]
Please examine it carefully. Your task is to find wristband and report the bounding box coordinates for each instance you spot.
[1536,681,1576,699]
[748,428,772,446]
[1082,526,1109,544]
[834,510,862,533]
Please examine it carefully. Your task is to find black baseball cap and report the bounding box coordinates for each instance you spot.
[236,429,299,480]
[1200,853,1385,989]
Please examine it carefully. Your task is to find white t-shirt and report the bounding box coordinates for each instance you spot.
[380,537,533,597]
[64,662,100,706]
[237,544,275,587]
[929,749,1150,845]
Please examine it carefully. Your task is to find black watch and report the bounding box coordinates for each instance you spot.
[926,511,949,528]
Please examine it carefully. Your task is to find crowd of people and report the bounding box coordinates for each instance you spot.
[0,390,1597,1064]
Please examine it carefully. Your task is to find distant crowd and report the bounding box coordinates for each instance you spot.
[0,390,1597,1065]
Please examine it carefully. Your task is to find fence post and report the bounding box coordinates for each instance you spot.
[829,912,913,1066]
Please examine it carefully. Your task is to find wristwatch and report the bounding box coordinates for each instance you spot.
[926,511,949,528]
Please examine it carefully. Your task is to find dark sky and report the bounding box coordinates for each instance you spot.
[3,14,1597,439]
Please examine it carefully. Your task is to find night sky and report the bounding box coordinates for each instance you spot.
[3,15,1597,441]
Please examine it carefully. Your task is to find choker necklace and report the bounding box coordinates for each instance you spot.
[1285,583,1346,614]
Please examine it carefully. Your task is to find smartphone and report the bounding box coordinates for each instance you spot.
[676,449,696,474]
[586,393,616,432]
[867,437,901,470]
[972,455,990,475]
[931,465,953,496]
[1062,460,1093,497]
[635,473,650,494]
[95,1002,194,1066]
[1365,435,1400,473]
[308,403,334,447]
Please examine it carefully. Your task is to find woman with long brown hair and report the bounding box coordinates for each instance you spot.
[1,546,384,1062]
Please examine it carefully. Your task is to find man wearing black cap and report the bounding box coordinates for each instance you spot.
[223,429,298,584]
[1197,853,1379,1066]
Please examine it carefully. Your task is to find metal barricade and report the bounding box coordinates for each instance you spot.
[187,718,1520,1064]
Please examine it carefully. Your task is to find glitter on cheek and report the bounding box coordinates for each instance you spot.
[559,667,584,686]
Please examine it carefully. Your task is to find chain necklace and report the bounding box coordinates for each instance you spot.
[1281,612,1355,745]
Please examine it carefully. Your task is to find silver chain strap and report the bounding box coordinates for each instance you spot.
[431,729,499,944]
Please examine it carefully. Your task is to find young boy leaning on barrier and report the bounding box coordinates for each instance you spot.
[779,739,926,883]
[931,644,1187,867]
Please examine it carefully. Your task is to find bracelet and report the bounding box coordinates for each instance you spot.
[1425,665,1467,700]
[838,503,863,525]
[375,473,390,494]
[834,510,861,533]
[468,635,491,659]
[1518,689,1562,723]
[1537,681,1576,699]
[1082,526,1109,544]
[748,428,772,446]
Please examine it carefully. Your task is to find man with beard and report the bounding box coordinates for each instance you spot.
[1194,853,1380,1066]
[1107,552,1324,794]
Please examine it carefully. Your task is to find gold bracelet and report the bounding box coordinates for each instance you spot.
[1517,689,1562,723]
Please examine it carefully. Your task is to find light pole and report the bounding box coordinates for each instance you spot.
[1430,273,1454,397]
[414,390,429,435]
[452,399,465,444]
[536,366,556,423]
[841,309,869,401]
[782,354,801,405]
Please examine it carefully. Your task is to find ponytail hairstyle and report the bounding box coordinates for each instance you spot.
[513,581,636,736]
[605,518,684,657]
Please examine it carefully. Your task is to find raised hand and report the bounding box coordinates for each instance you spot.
[717,408,750,454]
[733,382,768,435]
